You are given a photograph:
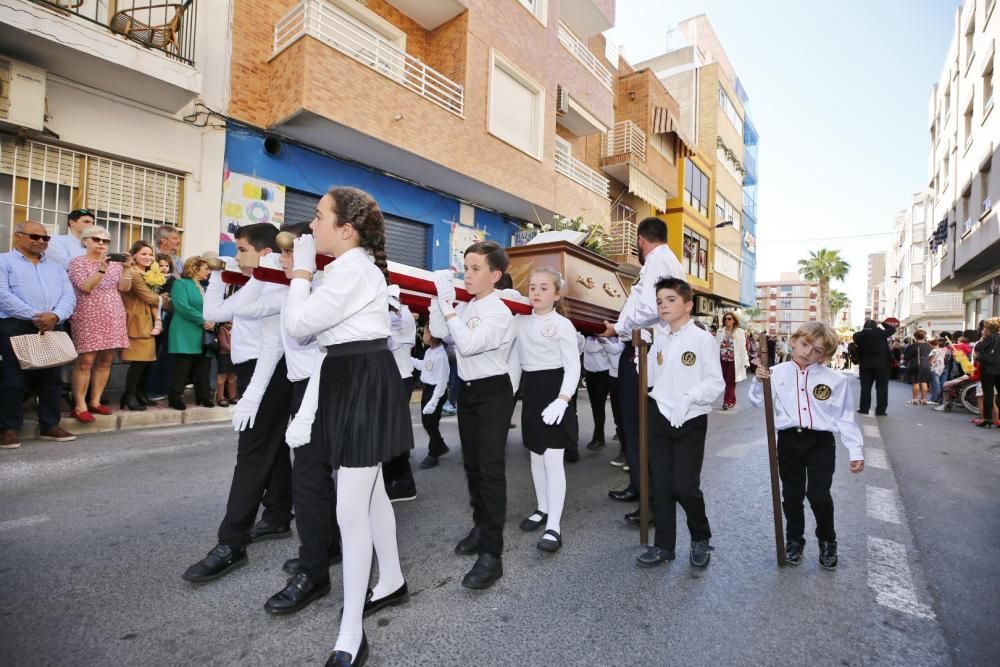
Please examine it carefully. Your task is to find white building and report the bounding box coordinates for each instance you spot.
[927,0,1000,326]
[0,0,230,257]
[865,252,886,322]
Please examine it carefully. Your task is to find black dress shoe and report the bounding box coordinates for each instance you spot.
[608,488,640,502]
[636,546,675,568]
[249,519,292,542]
[518,510,547,532]
[419,455,439,469]
[461,553,503,589]
[624,509,654,527]
[586,438,606,451]
[264,572,331,615]
[362,581,409,617]
[564,449,580,463]
[136,391,155,406]
[182,544,247,582]
[283,548,343,575]
[690,539,714,568]
[168,397,187,411]
[536,529,561,553]
[324,633,368,666]
[455,526,480,555]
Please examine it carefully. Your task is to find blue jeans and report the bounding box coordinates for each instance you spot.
[930,371,944,403]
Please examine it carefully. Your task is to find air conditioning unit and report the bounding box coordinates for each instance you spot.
[695,295,714,315]
[556,85,569,115]
[0,59,46,132]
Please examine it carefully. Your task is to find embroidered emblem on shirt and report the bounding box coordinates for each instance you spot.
[681,351,696,366]
[813,384,832,401]
[656,351,663,366]
[541,323,557,338]
[466,317,481,329]
[425,360,433,371]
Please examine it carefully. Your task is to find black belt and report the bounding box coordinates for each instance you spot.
[325,338,388,358]
[779,427,827,434]
[460,373,509,388]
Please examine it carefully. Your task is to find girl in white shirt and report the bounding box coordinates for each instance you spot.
[284,187,412,667]
[508,267,581,553]
[411,326,451,468]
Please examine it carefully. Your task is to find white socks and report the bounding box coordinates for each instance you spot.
[333,465,403,656]
[529,450,566,540]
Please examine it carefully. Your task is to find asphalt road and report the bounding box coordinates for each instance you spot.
[2,375,989,666]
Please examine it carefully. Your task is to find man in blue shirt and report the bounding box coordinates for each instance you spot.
[46,208,94,269]
[0,220,78,448]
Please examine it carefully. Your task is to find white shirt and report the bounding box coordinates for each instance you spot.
[583,336,613,373]
[46,233,85,269]
[648,319,725,424]
[607,336,625,378]
[285,247,389,346]
[613,244,685,339]
[508,310,582,398]
[430,290,514,381]
[388,306,417,379]
[412,344,450,406]
[748,361,864,461]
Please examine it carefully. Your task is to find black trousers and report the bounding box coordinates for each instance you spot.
[585,370,611,442]
[384,376,415,487]
[217,358,294,547]
[859,366,889,414]
[289,379,340,580]
[609,373,623,445]
[235,359,257,397]
[616,343,641,492]
[169,353,211,404]
[648,407,711,552]
[777,428,836,544]
[421,382,449,457]
[457,373,515,557]
[980,373,1000,420]
[0,318,64,431]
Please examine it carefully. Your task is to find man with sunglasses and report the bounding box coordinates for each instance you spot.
[0,221,78,449]
[47,209,95,269]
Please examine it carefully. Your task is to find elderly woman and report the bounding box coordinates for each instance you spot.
[167,256,215,410]
[716,311,749,410]
[120,240,163,411]
[67,225,131,423]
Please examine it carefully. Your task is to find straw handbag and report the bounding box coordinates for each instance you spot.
[9,330,78,370]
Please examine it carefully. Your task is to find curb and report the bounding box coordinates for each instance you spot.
[18,406,229,442]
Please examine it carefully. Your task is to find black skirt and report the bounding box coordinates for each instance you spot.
[317,338,414,469]
[521,368,578,454]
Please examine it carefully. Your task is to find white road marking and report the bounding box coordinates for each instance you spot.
[867,486,901,524]
[862,424,881,439]
[867,536,936,620]
[0,514,49,532]
[865,448,889,470]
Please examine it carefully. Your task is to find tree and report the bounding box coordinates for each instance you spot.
[798,248,850,325]
[828,289,850,325]
[740,305,763,333]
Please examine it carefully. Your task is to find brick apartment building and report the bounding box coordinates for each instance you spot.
[753,272,820,336]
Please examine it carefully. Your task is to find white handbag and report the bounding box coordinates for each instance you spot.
[9,330,78,370]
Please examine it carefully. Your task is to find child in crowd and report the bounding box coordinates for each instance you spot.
[214,322,238,407]
[412,327,451,469]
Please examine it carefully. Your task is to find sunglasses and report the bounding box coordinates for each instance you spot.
[15,231,51,242]
[88,237,111,244]
[72,209,94,216]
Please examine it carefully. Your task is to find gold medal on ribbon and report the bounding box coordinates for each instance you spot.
[657,350,663,366]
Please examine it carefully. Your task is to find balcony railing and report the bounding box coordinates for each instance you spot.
[30,0,198,65]
[555,142,609,197]
[557,21,613,91]
[273,0,464,116]
[925,293,964,312]
[603,120,646,161]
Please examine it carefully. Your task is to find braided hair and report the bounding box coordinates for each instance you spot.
[328,187,391,285]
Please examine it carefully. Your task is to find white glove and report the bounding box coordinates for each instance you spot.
[422,398,439,415]
[231,397,261,432]
[639,328,653,345]
[541,398,569,426]
[433,270,456,315]
[293,234,317,274]
[388,284,401,312]
[285,415,313,448]
[669,396,691,429]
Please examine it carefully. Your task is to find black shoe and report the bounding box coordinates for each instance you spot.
[362,582,409,617]
[609,453,625,467]
[182,544,247,582]
[874,411,887,416]
[121,394,147,411]
[819,541,838,569]
[461,553,503,589]
[419,455,439,469]
[536,529,561,553]
[264,572,331,615]
[608,488,640,502]
[586,438,606,451]
[168,397,187,411]
[785,540,804,566]
[388,481,417,503]
[624,509,654,527]
[518,510,547,532]
[564,449,579,463]
[455,526,480,555]
[636,546,675,568]
[690,540,713,568]
[283,548,343,575]
[197,399,215,408]
[249,519,292,542]
[324,633,368,667]
[136,391,155,406]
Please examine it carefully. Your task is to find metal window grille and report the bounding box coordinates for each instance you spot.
[0,135,183,252]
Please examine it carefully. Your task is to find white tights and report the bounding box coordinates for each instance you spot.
[529,449,566,539]
[334,465,404,655]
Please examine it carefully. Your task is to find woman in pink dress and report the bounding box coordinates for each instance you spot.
[67,226,131,423]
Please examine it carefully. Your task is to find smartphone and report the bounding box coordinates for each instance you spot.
[106,252,128,263]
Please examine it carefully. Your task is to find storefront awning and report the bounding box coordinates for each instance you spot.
[628,165,668,210]
[651,105,696,152]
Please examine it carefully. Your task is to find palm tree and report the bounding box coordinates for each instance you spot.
[798,248,850,324]
[740,305,763,333]
[828,289,850,325]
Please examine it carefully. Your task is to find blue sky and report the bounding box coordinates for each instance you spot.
[607,0,959,323]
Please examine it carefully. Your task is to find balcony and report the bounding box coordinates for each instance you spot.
[558,0,613,38]
[602,120,646,162]
[555,141,609,198]
[558,21,613,91]
[274,0,464,116]
[924,293,964,313]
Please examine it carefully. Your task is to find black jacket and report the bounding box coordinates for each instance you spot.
[852,323,896,369]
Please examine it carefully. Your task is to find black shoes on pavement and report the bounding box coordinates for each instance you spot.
[387,480,417,503]
[819,541,838,569]
[608,488,639,502]
[564,449,579,463]
[690,540,713,568]
[455,526,480,555]
[462,553,503,589]
[519,510,548,532]
[536,530,561,553]
[324,633,368,667]
[636,546,675,568]
[264,572,331,615]
[283,547,343,575]
[624,509,654,527]
[362,582,409,617]
[785,540,804,566]
[249,519,292,542]
[586,438,606,451]
[182,544,247,582]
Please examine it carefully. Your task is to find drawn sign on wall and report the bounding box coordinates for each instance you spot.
[450,224,486,276]
[220,170,286,255]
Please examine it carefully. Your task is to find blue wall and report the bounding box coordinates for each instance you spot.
[223,126,520,269]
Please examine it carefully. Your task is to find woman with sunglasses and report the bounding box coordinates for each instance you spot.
[66,226,131,423]
[715,311,750,410]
